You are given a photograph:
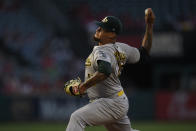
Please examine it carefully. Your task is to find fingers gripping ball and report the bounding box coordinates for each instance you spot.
[145,8,155,24]
[64,77,81,96]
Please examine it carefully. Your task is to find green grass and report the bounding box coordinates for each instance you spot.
[0,121,196,131]
[133,122,196,131]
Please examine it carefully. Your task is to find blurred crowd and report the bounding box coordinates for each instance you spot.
[0,0,196,96]
[0,0,84,96]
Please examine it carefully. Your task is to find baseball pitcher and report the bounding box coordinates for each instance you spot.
[65,8,155,131]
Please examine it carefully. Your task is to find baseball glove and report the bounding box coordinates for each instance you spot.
[64,77,82,96]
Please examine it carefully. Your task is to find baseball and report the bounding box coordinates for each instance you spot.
[145,9,149,15]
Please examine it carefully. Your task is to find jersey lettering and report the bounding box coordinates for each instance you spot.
[88,73,93,79]
[85,57,91,66]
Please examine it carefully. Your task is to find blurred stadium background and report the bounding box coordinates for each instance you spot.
[0,0,196,131]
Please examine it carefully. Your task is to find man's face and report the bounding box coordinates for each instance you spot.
[93,27,115,42]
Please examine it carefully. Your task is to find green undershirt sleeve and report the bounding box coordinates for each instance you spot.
[97,60,112,77]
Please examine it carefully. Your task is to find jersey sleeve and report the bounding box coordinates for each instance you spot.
[123,44,140,64]
[93,48,112,67]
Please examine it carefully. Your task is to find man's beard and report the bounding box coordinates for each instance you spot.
[93,36,100,42]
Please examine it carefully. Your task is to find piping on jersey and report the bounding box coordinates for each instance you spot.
[113,44,126,76]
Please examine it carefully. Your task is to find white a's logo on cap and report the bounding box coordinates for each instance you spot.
[102,17,108,23]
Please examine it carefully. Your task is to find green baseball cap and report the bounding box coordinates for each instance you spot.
[95,16,123,34]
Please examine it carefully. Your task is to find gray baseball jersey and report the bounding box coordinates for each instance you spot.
[66,42,140,131]
[85,42,140,100]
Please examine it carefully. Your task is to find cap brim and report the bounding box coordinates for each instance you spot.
[95,21,118,34]
[95,21,105,28]
[95,21,112,32]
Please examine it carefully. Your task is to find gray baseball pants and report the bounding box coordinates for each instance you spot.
[66,94,132,131]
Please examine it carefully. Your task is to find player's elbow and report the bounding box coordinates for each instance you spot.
[137,47,150,64]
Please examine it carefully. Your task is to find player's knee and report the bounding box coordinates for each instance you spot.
[70,110,82,122]
[70,111,86,128]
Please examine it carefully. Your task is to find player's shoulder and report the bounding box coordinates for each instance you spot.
[115,42,139,53]
[115,42,135,49]
[93,44,114,53]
